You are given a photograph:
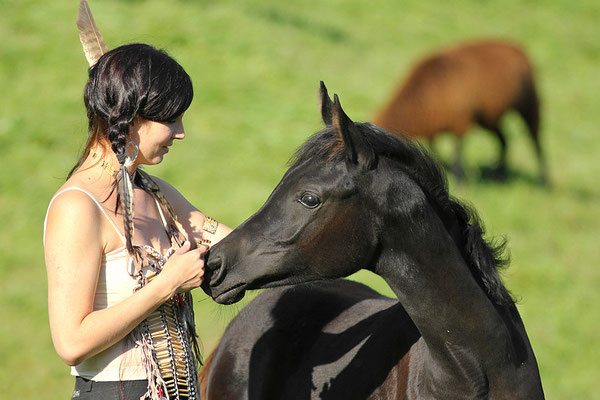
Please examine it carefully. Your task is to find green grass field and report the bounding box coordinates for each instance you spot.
[1,0,599,398]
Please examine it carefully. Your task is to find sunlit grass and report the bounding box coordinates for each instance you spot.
[1,0,598,398]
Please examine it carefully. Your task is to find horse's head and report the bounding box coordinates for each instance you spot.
[203,82,458,305]
[203,83,382,304]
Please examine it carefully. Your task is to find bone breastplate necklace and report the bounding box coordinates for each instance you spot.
[129,195,201,400]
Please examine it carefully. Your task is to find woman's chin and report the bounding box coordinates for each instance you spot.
[141,155,164,166]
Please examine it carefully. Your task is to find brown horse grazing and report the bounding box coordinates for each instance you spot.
[199,82,545,399]
[372,40,547,183]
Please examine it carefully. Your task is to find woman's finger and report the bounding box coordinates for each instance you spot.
[176,240,192,255]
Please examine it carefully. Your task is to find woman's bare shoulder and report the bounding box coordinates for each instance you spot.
[46,185,104,230]
[45,171,115,237]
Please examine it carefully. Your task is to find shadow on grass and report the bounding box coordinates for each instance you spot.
[477,165,598,202]
[476,165,550,188]
[249,6,350,43]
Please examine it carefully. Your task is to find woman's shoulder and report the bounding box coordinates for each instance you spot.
[53,166,116,204]
[146,174,176,193]
[144,174,203,219]
[47,184,105,224]
[46,172,115,226]
[145,174,188,205]
[44,184,107,249]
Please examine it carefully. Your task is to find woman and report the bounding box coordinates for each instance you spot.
[44,43,230,399]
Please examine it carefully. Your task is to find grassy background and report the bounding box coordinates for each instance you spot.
[1,0,599,398]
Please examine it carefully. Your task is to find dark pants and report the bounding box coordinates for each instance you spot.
[72,376,149,400]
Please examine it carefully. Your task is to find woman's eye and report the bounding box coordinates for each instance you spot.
[298,192,321,209]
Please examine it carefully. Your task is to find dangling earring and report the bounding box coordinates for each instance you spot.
[123,140,139,168]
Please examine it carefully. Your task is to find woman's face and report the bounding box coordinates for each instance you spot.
[131,116,185,165]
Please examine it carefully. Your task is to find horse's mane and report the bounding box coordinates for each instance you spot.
[290,123,514,306]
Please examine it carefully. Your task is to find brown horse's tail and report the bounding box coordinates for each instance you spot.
[198,349,216,399]
[516,70,548,184]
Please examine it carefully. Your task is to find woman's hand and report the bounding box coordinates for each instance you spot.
[158,241,206,295]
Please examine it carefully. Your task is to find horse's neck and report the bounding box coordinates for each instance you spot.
[374,227,520,396]
[378,243,509,347]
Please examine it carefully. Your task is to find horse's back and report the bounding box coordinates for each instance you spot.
[456,40,534,124]
[375,40,536,136]
[414,40,533,125]
[201,279,420,399]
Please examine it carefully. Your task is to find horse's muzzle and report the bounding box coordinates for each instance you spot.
[202,248,248,305]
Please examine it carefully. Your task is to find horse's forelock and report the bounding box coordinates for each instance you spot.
[288,127,345,168]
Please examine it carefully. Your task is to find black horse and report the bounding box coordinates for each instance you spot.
[199,82,545,399]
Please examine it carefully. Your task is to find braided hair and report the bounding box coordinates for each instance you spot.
[70,43,193,255]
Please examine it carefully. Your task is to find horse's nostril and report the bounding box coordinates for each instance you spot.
[205,253,219,271]
[203,253,226,287]
[213,265,231,290]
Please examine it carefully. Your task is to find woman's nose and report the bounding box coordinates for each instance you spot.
[173,130,185,140]
[172,123,185,139]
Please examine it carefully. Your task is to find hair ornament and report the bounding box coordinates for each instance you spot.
[120,140,139,168]
[76,0,109,66]
[117,164,136,255]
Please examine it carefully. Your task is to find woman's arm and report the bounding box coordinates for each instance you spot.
[153,177,233,245]
[45,190,205,366]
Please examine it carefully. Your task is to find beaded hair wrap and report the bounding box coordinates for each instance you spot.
[77,2,201,398]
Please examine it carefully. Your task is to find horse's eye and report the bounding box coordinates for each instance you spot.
[298,192,321,209]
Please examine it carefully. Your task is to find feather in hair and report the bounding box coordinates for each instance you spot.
[118,166,136,255]
[76,0,109,66]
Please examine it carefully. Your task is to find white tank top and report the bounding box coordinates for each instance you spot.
[44,187,170,381]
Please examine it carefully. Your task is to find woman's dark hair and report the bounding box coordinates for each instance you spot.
[69,43,193,177]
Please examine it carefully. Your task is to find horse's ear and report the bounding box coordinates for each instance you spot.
[320,81,335,126]
[332,94,376,170]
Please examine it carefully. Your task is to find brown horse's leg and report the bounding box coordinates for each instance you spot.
[487,124,508,179]
[475,112,509,180]
[516,76,548,185]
